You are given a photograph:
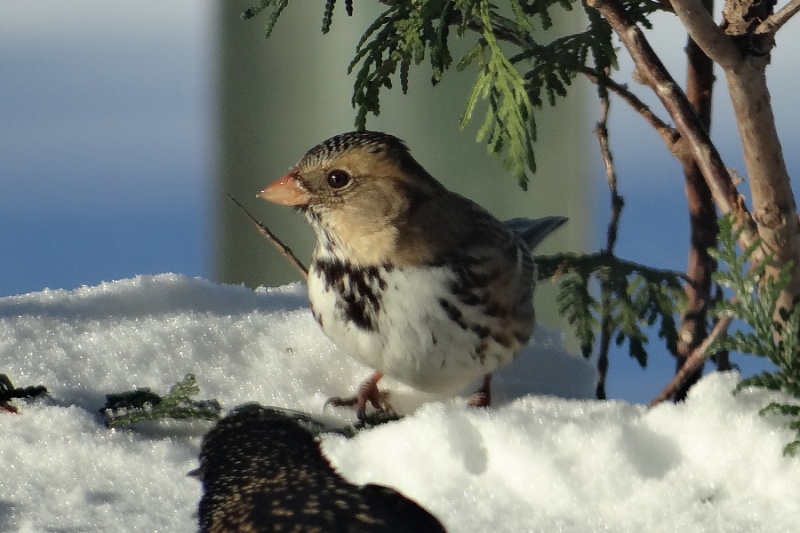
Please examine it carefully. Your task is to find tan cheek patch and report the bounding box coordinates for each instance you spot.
[325,209,398,265]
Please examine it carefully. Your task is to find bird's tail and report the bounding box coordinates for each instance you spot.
[504,216,568,250]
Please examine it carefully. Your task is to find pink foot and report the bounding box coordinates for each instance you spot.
[325,372,394,422]
[467,374,492,408]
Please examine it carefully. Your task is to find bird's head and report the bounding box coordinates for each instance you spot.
[258,131,445,264]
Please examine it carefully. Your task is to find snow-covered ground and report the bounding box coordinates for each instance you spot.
[1,274,798,532]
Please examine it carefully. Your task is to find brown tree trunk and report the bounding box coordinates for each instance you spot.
[674,0,718,401]
[725,62,800,311]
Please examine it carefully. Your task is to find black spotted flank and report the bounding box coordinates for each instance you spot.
[447,259,496,310]
[471,324,491,339]
[438,298,466,330]
[440,298,496,357]
[449,280,481,306]
[314,259,388,332]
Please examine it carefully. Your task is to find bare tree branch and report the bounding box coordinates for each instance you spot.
[672,0,719,401]
[719,0,800,311]
[578,66,680,147]
[586,0,759,252]
[597,101,624,256]
[670,0,741,69]
[648,314,732,407]
[595,94,624,400]
[757,0,800,34]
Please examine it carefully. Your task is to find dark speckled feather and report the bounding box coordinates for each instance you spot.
[196,404,446,533]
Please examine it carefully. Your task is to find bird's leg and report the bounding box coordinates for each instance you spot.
[325,371,394,422]
[467,374,492,408]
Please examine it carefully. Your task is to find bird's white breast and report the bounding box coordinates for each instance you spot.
[307,262,517,394]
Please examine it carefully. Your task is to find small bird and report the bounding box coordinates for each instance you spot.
[258,131,566,420]
[194,404,446,532]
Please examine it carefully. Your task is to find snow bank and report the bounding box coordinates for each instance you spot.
[0,274,797,532]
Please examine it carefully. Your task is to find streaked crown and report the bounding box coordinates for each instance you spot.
[297,131,410,168]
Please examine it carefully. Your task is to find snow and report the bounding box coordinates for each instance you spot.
[1,274,798,532]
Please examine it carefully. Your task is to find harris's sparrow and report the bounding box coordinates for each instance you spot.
[258,131,566,421]
[194,404,446,532]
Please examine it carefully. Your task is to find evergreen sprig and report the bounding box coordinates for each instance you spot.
[536,252,686,365]
[242,0,290,38]
[244,0,666,188]
[0,373,47,401]
[99,374,222,428]
[708,215,800,456]
[458,5,537,183]
[0,373,47,412]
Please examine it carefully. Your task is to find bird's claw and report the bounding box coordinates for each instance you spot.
[325,378,394,423]
[466,374,492,408]
[466,390,490,408]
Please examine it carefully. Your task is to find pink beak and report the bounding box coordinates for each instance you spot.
[257,172,311,206]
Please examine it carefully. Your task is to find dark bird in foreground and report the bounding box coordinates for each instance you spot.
[194,404,446,533]
[258,131,566,420]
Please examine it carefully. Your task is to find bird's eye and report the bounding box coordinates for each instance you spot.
[326,170,351,189]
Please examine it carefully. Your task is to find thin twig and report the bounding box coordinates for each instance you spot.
[596,97,624,255]
[578,66,680,148]
[594,93,625,400]
[647,313,732,407]
[756,0,800,35]
[227,194,308,278]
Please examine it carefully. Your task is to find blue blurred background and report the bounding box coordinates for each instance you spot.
[2,1,798,403]
[1,2,211,292]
